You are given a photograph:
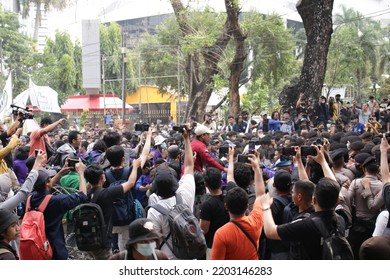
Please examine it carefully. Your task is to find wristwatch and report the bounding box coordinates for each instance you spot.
[262,205,270,211]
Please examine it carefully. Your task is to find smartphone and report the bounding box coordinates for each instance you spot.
[219,146,229,157]
[237,154,250,163]
[301,146,317,157]
[135,123,149,132]
[248,142,256,155]
[282,147,296,157]
[68,159,79,169]
[35,149,39,157]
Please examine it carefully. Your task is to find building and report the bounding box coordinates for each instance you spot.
[126,85,186,125]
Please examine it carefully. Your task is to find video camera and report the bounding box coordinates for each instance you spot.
[172,125,188,133]
[134,123,149,132]
[11,104,34,124]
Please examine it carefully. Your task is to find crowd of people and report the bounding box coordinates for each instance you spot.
[0,93,390,260]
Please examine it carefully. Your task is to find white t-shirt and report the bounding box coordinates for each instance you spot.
[373,210,390,237]
[147,174,196,260]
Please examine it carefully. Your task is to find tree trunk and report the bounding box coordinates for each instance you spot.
[227,0,247,118]
[170,0,242,121]
[356,68,361,103]
[279,0,334,114]
[33,0,42,41]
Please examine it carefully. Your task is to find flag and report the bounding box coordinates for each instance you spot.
[0,74,12,122]
[29,78,61,113]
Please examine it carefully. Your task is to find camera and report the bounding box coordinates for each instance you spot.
[11,104,34,122]
[172,125,187,133]
[134,123,149,132]
[315,138,323,146]
[237,154,250,163]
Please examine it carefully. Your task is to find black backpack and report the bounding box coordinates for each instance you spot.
[72,188,107,251]
[105,167,136,226]
[150,193,207,259]
[46,151,63,167]
[312,215,354,260]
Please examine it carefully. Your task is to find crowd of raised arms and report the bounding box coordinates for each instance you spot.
[0,93,390,260]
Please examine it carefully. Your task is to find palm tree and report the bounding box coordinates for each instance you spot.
[333,5,383,102]
[18,0,69,40]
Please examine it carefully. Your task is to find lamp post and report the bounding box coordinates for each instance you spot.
[371,82,380,102]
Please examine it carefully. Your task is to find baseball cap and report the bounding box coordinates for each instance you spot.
[152,166,179,198]
[194,125,214,136]
[35,168,57,186]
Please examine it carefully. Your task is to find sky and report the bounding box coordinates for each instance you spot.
[47,0,390,41]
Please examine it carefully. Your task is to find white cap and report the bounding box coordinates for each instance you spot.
[154,135,166,146]
[194,125,214,136]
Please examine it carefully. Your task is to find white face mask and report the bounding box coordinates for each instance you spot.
[160,143,167,150]
[136,241,156,256]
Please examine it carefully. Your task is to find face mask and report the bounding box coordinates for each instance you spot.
[160,143,167,150]
[136,241,156,256]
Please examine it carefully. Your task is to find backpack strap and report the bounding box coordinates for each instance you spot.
[105,169,116,184]
[121,167,131,181]
[91,188,103,203]
[105,167,131,184]
[37,195,53,212]
[150,193,183,216]
[312,217,329,238]
[0,248,11,254]
[150,202,170,216]
[175,193,183,205]
[273,195,290,207]
[149,194,184,252]
[230,220,259,258]
[25,195,52,212]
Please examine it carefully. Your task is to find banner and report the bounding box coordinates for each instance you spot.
[29,78,61,113]
[12,89,30,109]
[0,74,12,122]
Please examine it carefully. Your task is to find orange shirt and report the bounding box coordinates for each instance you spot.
[29,129,50,165]
[210,199,263,260]
[29,129,47,157]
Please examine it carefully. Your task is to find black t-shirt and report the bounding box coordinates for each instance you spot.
[199,194,230,248]
[288,207,315,260]
[277,210,341,260]
[268,195,292,255]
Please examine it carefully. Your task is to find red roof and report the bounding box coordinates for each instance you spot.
[60,94,133,112]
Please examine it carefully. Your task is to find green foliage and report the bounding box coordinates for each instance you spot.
[244,12,297,88]
[0,7,36,94]
[326,5,387,99]
[33,31,82,104]
[100,22,136,95]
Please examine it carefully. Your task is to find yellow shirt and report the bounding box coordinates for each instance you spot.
[0,135,19,174]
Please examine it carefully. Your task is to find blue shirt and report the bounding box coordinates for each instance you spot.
[268,119,281,133]
[351,123,365,134]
